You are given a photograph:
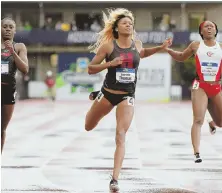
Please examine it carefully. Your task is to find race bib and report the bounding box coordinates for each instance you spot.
[127,97,134,106]
[192,80,199,90]
[116,68,135,83]
[201,62,219,81]
[1,60,9,74]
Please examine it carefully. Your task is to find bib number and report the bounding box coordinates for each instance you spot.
[116,68,135,83]
[201,62,218,81]
[127,97,134,106]
[192,80,199,90]
[1,60,9,74]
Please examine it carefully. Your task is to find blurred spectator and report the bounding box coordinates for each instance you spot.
[61,22,71,31]
[45,70,56,101]
[70,20,77,31]
[23,21,32,31]
[84,23,89,30]
[55,20,71,31]
[90,20,102,32]
[169,19,177,31]
[159,14,170,31]
[42,17,53,30]
[55,20,62,30]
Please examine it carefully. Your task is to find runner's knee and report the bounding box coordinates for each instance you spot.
[193,117,204,126]
[115,131,126,146]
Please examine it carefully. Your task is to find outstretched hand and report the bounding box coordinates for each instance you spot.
[162,38,173,50]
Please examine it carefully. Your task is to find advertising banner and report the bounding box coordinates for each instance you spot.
[136,53,172,102]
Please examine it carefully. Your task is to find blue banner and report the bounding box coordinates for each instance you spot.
[14,30,222,45]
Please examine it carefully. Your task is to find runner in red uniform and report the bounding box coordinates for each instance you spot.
[164,21,222,163]
[45,70,55,101]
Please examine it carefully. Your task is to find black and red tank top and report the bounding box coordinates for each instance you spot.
[103,40,140,94]
[1,42,17,87]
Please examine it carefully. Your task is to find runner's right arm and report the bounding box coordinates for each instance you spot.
[165,41,197,62]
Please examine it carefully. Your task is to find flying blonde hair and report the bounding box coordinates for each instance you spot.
[89,8,136,54]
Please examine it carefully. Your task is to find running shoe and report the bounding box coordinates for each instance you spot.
[109,176,119,192]
[194,153,202,163]
[89,91,100,100]
[209,121,216,135]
